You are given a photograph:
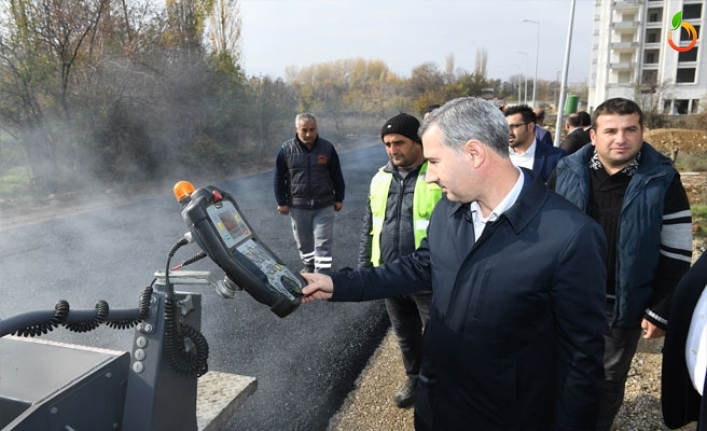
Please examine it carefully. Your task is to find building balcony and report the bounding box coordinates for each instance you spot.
[613,0,642,11]
[613,21,640,30]
[607,83,635,88]
[609,62,638,69]
[611,41,640,51]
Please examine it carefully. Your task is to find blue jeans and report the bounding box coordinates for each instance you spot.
[596,301,642,431]
[289,206,335,273]
[385,291,432,383]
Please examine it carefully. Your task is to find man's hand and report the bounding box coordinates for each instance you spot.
[277,205,289,215]
[334,202,344,212]
[641,318,666,339]
[300,272,334,303]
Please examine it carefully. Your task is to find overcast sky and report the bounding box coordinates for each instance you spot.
[238,0,596,84]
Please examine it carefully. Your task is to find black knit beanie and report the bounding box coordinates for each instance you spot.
[381,113,421,143]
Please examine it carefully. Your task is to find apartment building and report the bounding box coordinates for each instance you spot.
[589,0,705,114]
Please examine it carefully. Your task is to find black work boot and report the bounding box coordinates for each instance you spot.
[393,379,417,408]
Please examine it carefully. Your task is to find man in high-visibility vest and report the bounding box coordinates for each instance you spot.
[358,113,442,408]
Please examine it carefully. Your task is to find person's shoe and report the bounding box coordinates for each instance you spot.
[393,379,417,408]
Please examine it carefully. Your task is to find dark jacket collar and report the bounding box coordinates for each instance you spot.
[449,168,545,235]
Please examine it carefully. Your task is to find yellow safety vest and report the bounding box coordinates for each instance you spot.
[369,161,442,266]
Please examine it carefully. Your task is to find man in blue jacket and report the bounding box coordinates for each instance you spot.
[549,97,693,431]
[302,97,607,430]
[504,104,567,182]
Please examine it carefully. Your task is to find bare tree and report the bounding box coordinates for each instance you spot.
[206,0,241,70]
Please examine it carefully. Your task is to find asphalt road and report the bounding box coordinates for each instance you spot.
[0,142,392,431]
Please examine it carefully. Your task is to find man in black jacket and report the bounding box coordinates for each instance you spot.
[301,97,607,430]
[273,113,345,274]
[560,113,591,155]
[359,113,442,407]
[662,252,707,430]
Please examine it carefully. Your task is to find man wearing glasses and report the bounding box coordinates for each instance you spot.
[504,105,567,182]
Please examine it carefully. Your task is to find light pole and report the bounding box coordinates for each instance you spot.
[518,51,528,105]
[554,0,578,147]
[522,19,540,108]
[513,63,522,103]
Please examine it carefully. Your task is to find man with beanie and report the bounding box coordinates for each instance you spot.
[358,112,442,408]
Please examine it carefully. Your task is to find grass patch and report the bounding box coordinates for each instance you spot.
[694,204,707,238]
[675,154,707,172]
[0,165,31,196]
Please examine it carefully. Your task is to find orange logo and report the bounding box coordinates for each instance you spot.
[667,11,697,53]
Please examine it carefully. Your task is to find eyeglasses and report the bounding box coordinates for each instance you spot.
[509,122,529,131]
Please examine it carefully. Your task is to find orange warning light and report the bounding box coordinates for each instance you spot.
[173,181,196,204]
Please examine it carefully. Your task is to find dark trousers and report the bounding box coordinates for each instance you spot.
[596,301,642,431]
[385,291,432,383]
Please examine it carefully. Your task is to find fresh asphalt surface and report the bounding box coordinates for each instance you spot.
[0,143,392,431]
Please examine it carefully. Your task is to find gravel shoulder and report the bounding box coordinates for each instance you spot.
[329,331,697,431]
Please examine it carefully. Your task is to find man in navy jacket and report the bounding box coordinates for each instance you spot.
[302,97,607,430]
[662,252,707,430]
[504,104,567,182]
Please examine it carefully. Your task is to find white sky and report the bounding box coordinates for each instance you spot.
[239,0,596,84]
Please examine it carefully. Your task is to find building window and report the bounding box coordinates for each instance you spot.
[648,8,662,22]
[681,25,700,41]
[646,29,661,43]
[676,68,696,83]
[678,47,698,62]
[675,100,689,114]
[645,51,658,63]
[642,70,658,85]
[683,4,702,20]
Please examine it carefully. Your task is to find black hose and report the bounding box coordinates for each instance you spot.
[163,293,209,378]
[9,286,153,336]
[65,300,109,333]
[11,300,69,337]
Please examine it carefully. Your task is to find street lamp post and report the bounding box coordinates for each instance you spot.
[518,52,528,105]
[513,63,522,103]
[522,19,540,108]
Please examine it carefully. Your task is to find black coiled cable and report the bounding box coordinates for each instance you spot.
[11,286,154,335]
[65,300,109,333]
[163,293,209,378]
[107,285,154,330]
[12,300,69,337]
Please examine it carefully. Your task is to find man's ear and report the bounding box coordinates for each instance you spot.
[463,140,485,166]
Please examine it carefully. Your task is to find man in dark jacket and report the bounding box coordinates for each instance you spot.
[504,104,567,182]
[549,97,693,431]
[302,97,607,430]
[533,106,554,145]
[662,252,707,430]
[359,113,442,408]
[273,113,345,274]
[560,113,591,155]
